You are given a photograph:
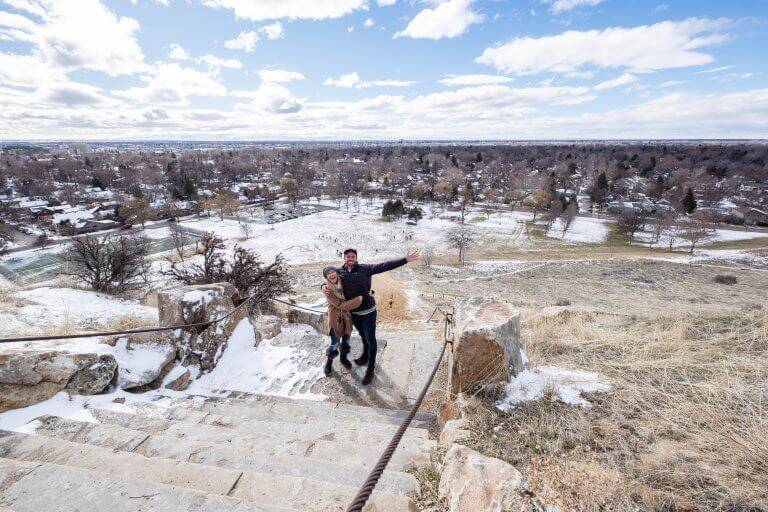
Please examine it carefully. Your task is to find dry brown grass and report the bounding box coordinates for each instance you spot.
[411,460,448,512]
[372,272,413,323]
[459,307,768,512]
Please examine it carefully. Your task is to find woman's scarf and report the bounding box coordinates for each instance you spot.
[326,280,346,304]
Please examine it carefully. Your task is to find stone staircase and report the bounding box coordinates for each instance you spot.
[0,392,437,511]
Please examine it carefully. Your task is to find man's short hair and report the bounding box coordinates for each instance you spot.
[343,248,358,256]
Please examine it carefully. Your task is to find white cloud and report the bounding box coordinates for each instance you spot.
[168,43,190,60]
[439,74,514,86]
[696,65,733,74]
[196,54,243,69]
[225,31,260,52]
[261,21,284,39]
[659,80,683,87]
[112,63,227,104]
[594,72,638,90]
[395,0,484,40]
[324,72,417,88]
[40,81,113,106]
[542,0,605,14]
[377,0,397,5]
[201,0,367,21]
[258,69,306,83]
[232,83,302,114]
[224,23,283,52]
[477,18,729,76]
[0,52,64,87]
[364,18,374,28]
[0,0,146,76]
[407,84,593,113]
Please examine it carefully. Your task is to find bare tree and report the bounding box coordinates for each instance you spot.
[119,198,156,228]
[236,210,254,239]
[526,189,550,222]
[201,192,240,221]
[648,210,676,247]
[169,224,192,260]
[562,201,578,236]
[164,232,292,302]
[546,197,564,229]
[60,234,150,293]
[616,209,645,244]
[446,225,477,266]
[680,212,716,253]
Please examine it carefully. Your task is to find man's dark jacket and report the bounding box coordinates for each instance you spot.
[339,258,407,313]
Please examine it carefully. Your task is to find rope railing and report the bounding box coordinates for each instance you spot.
[0,294,264,344]
[345,306,454,512]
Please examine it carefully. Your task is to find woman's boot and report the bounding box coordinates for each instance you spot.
[324,349,338,376]
[339,345,352,369]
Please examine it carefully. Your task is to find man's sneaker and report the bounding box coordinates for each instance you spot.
[361,367,375,385]
[354,355,368,366]
[324,356,334,377]
[339,352,352,369]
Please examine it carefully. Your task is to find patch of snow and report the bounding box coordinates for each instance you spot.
[546,217,610,244]
[496,365,612,410]
[188,319,325,400]
[183,289,215,307]
[112,338,173,389]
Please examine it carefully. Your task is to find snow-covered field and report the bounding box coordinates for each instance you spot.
[0,287,156,337]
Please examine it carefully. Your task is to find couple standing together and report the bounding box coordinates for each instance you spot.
[321,248,420,385]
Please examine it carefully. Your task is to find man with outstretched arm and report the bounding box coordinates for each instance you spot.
[338,248,420,385]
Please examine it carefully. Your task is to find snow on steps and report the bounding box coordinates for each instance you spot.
[0,394,435,512]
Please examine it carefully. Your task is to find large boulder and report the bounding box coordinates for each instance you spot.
[448,297,526,396]
[272,300,325,334]
[439,444,527,512]
[156,283,247,372]
[0,350,116,412]
[112,338,176,390]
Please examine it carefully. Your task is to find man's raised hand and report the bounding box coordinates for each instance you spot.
[405,250,421,263]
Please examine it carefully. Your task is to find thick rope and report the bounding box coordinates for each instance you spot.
[0,294,262,344]
[346,309,453,512]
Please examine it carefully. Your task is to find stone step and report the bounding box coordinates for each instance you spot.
[189,392,434,428]
[84,408,435,467]
[0,457,286,512]
[0,430,240,496]
[31,416,419,495]
[93,400,430,443]
[0,432,413,512]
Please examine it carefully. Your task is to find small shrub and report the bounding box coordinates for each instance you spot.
[714,274,738,285]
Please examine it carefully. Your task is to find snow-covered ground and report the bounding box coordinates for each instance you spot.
[496,365,612,410]
[0,286,156,337]
[188,319,324,400]
[636,226,768,249]
[546,217,611,244]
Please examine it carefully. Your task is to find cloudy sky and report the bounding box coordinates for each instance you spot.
[1,0,766,140]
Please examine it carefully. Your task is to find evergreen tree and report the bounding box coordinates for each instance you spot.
[682,187,697,214]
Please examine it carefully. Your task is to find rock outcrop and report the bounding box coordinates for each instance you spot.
[272,300,325,333]
[156,283,247,372]
[439,419,472,448]
[112,338,176,390]
[448,297,526,395]
[0,350,116,412]
[439,444,527,512]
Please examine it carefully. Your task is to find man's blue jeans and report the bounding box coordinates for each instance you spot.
[351,310,378,369]
[327,331,350,357]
